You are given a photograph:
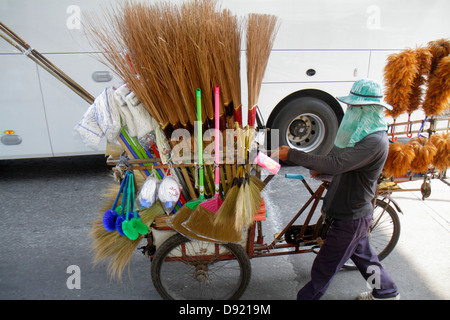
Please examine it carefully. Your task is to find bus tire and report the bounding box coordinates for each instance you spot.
[270,96,339,155]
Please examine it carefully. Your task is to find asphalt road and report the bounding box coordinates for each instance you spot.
[0,155,449,301]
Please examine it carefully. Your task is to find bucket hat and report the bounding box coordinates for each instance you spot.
[337,78,393,110]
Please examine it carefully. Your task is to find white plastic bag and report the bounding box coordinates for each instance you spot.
[136,175,159,210]
[158,173,181,214]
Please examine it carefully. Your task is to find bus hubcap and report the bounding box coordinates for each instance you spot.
[286,113,326,152]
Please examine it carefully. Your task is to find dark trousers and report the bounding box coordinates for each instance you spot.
[297,213,398,300]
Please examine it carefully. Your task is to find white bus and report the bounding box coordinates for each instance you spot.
[1,0,449,159]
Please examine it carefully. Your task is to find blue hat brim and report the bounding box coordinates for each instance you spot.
[337,95,393,110]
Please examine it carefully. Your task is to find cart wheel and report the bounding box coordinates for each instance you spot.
[151,233,251,300]
[342,199,401,270]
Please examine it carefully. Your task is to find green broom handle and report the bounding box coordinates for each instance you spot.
[120,172,129,217]
[196,88,205,200]
[126,171,133,221]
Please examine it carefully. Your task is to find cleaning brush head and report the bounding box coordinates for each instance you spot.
[102,209,119,232]
[122,213,149,241]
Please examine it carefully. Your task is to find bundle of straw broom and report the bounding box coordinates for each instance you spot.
[86,0,243,137]
[205,13,278,235]
[86,0,277,242]
[246,13,279,128]
[86,0,246,199]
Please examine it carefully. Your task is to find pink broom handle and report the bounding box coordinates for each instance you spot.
[214,85,220,196]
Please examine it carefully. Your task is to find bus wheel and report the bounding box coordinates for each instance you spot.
[270,96,339,155]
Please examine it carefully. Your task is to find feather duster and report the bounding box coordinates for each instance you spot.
[408,137,438,174]
[383,142,415,177]
[407,47,433,114]
[430,132,450,171]
[384,49,419,119]
[428,38,450,76]
[422,55,450,116]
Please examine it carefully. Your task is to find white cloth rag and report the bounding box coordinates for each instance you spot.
[74,87,121,147]
[125,91,155,139]
[114,84,137,137]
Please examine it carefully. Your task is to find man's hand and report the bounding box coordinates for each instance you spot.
[271,145,290,161]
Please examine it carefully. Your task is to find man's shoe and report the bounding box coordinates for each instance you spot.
[357,291,400,300]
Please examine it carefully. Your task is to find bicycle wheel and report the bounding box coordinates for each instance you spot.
[151,233,251,300]
[343,199,401,270]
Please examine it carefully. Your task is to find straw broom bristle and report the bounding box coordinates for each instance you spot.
[169,204,214,242]
[383,142,415,177]
[85,0,246,148]
[234,175,251,231]
[220,8,243,126]
[248,174,265,207]
[408,137,438,174]
[246,13,279,116]
[213,176,241,227]
[183,205,242,243]
[249,174,266,192]
[430,132,450,171]
[86,3,170,128]
[383,48,419,119]
[422,55,450,116]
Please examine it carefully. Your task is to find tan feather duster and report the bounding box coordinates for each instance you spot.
[408,137,438,174]
[430,132,450,171]
[383,142,415,177]
[407,47,433,114]
[428,38,450,76]
[422,55,450,116]
[384,49,419,119]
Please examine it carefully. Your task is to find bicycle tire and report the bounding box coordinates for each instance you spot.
[371,198,401,260]
[151,233,251,300]
[342,199,401,270]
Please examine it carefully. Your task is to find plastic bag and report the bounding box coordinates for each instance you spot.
[158,173,181,214]
[136,174,159,210]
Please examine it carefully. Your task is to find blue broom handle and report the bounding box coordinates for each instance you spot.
[111,171,129,210]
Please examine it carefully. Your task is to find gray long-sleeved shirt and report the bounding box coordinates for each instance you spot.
[286,131,389,220]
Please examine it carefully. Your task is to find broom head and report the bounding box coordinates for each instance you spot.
[182,204,242,243]
[169,203,213,242]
